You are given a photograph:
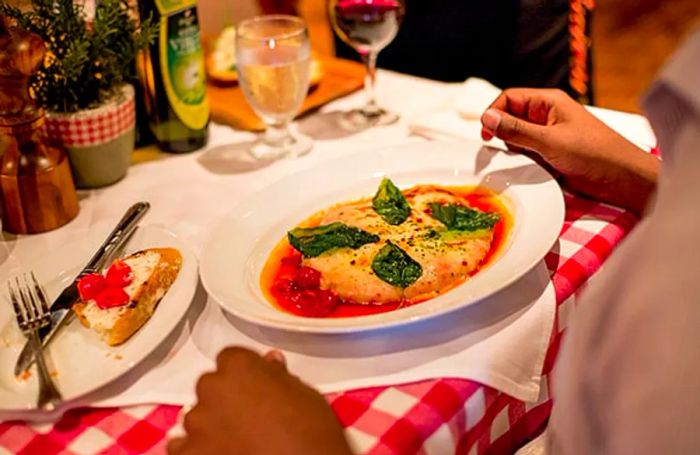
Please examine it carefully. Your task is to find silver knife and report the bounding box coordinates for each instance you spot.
[14,202,150,375]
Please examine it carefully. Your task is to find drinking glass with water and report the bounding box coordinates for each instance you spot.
[236,15,313,160]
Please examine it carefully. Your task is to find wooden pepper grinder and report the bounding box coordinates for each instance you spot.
[0,16,79,234]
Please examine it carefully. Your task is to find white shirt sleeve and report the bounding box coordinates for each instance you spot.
[548,28,700,455]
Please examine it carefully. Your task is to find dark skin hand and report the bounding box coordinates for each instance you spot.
[481,88,660,216]
[167,347,353,455]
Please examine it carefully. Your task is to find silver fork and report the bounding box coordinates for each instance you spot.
[9,272,63,410]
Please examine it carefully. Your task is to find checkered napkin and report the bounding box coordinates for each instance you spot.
[0,193,638,455]
[43,86,135,148]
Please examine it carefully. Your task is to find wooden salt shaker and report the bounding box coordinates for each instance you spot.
[0,16,79,234]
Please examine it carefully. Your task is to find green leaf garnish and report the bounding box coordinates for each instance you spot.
[371,241,422,288]
[288,222,379,258]
[372,178,411,225]
[428,203,500,231]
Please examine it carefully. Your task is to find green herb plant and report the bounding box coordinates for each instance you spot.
[0,0,155,113]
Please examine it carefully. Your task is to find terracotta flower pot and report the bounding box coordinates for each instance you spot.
[44,84,136,188]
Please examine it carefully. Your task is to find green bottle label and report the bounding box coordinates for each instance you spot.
[156,0,209,130]
[155,0,191,14]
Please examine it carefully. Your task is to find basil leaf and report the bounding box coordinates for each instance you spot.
[288,222,380,258]
[371,241,422,288]
[428,202,500,231]
[372,178,411,225]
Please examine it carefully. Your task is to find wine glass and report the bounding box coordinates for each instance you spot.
[236,15,313,160]
[329,0,405,130]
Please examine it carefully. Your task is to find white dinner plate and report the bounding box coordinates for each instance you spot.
[200,141,564,333]
[0,226,197,416]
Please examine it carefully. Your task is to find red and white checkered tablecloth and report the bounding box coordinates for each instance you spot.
[0,192,638,455]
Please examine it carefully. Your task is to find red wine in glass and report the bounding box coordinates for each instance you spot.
[332,0,405,55]
[329,0,405,129]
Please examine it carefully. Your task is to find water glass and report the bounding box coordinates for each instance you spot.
[236,15,313,159]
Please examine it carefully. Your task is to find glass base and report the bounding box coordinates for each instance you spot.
[250,132,313,161]
[338,107,400,132]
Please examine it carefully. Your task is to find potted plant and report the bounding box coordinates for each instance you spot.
[0,0,154,188]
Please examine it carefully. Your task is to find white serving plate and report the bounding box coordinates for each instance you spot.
[200,140,564,333]
[0,226,198,416]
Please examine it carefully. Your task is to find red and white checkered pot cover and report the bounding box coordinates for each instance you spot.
[43,84,135,148]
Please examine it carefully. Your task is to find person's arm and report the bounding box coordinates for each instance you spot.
[167,348,353,455]
[480,88,659,217]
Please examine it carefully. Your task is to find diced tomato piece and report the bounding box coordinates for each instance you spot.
[281,255,302,267]
[77,273,107,301]
[294,267,321,290]
[290,289,339,317]
[95,287,130,309]
[277,269,297,281]
[105,260,133,287]
[272,279,297,295]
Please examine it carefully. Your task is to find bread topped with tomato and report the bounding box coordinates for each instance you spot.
[73,248,182,346]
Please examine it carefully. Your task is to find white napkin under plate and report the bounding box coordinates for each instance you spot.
[409,77,657,151]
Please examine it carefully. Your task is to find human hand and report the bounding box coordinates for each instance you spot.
[167,347,353,455]
[480,88,659,216]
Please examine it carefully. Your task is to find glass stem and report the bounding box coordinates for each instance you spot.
[264,121,293,150]
[361,51,380,116]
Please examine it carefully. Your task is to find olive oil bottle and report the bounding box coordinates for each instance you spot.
[138,0,209,153]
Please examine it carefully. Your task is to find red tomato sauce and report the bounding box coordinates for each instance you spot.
[260,185,513,318]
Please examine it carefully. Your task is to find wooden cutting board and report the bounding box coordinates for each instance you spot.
[208,56,365,132]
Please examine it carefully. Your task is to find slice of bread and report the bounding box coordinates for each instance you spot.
[73,248,183,346]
